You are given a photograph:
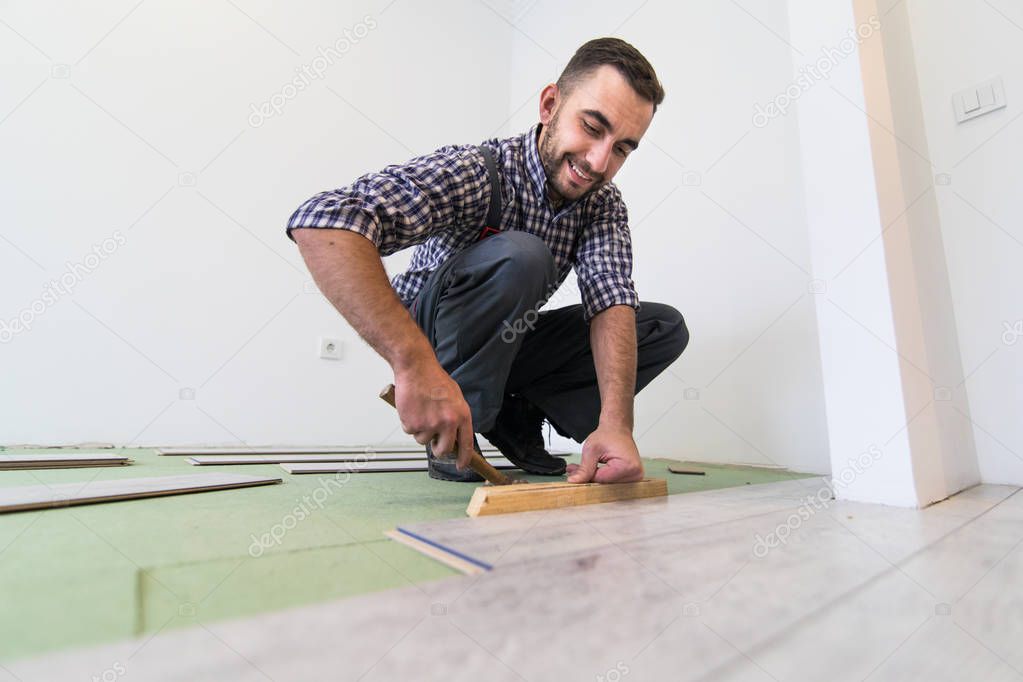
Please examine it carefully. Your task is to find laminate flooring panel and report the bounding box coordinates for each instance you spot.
[0,473,282,513]
[157,446,498,456]
[281,459,518,474]
[394,478,829,569]
[186,453,507,465]
[0,453,131,470]
[396,477,1016,573]
[14,485,1021,680]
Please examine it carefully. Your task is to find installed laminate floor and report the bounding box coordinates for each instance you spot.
[6,478,1021,682]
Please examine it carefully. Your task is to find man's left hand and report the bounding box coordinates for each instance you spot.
[566,426,644,484]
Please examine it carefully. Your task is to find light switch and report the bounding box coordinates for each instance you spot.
[954,76,1008,123]
[978,85,996,107]
[962,90,981,113]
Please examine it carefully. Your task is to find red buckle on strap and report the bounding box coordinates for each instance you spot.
[478,226,501,240]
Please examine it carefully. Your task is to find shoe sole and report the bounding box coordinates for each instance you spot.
[508,460,565,475]
[426,444,484,482]
[427,465,483,482]
[484,439,566,475]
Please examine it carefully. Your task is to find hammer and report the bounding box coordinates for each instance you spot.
[379,384,519,486]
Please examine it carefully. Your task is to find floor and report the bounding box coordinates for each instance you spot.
[0,447,810,663]
[4,473,1021,681]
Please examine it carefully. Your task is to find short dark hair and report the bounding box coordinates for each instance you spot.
[556,37,665,113]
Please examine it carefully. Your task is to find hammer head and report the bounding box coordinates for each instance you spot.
[378,384,527,486]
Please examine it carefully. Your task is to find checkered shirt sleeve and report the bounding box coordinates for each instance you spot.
[285,144,490,256]
[575,185,641,321]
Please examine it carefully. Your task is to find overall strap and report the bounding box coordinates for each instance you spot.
[478,144,502,240]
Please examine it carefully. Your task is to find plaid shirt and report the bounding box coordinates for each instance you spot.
[286,123,639,321]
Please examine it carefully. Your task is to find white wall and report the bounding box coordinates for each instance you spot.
[903,0,1023,485]
[0,1,832,474]
[478,0,832,473]
[0,0,512,448]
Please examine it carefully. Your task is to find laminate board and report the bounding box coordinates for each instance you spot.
[9,482,1023,678]
[0,453,131,470]
[280,459,518,474]
[156,445,498,456]
[186,453,506,465]
[0,473,281,513]
[10,481,1016,681]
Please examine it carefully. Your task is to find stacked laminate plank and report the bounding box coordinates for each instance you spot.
[0,453,132,470]
[0,473,281,513]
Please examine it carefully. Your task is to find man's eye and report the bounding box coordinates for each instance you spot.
[582,122,599,136]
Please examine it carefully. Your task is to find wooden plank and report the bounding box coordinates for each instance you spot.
[465,478,668,517]
[185,452,508,465]
[0,462,131,470]
[0,453,131,470]
[280,459,519,475]
[384,529,489,575]
[0,473,281,514]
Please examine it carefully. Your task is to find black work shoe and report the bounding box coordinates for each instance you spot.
[482,394,566,476]
[426,438,484,483]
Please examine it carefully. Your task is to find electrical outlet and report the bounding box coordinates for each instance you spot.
[318,337,342,360]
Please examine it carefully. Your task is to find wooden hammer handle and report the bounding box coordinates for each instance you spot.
[379,384,514,486]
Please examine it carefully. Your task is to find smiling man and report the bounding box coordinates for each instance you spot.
[287,38,689,483]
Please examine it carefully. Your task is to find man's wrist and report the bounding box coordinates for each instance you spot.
[597,412,634,433]
[390,338,437,378]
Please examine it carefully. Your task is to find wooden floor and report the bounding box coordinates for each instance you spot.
[6,478,1022,681]
[0,448,810,663]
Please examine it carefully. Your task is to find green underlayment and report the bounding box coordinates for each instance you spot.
[0,448,815,662]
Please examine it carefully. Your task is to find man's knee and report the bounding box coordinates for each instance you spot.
[483,231,557,286]
[639,302,690,362]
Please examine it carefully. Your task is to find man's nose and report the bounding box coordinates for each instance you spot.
[585,141,613,177]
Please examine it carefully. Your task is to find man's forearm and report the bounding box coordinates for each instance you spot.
[292,228,433,373]
[589,305,638,431]
[565,305,642,483]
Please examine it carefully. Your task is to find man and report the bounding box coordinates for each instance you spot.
[287,38,689,483]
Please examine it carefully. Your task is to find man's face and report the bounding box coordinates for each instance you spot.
[537,65,655,204]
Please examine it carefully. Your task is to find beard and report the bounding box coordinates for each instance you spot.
[538,109,603,205]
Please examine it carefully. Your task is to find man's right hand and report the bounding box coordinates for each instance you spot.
[394,363,476,471]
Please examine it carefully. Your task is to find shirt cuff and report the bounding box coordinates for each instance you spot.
[285,192,383,248]
[580,273,641,322]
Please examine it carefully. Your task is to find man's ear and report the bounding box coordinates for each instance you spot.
[538,83,559,125]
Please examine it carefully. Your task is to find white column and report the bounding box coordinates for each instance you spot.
[787,0,980,506]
